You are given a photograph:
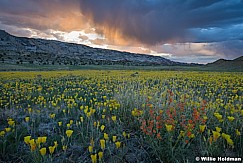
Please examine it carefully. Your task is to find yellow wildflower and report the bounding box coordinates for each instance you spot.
[62,145,67,151]
[28,108,32,113]
[49,146,55,154]
[122,131,127,137]
[98,151,103,161]
[91,154,97,163]
[5,128,11,132]
[100,139,105,150]
[214,113,223,122]
[104,133,109,140]
[58,121,62,126]
[41,136,47,143]
[24,136,31,144]
[80,116,84,122]
[8,120,15,126]
[36,137,42,147]
[54,141,58,148]
[165,124,173,132]
[66,130,73,137]
[221,133,234,146]
[90,138,94,146]
[0,131,5,137]
[115,141,121,148]
[222,133,230,140]
[179,131,185,137]
[112,136,117,142]
[39,147,46,156]
[88,146,93,153]
[100,125,105,131]
[25,116,30,122]
[132,108,143,116]
[49,113,55,119]
[111,116,116,121]
[30,139,36,151]
[226,138,234,146]
[80,106,84,110]
[29,139,35,146]
[203,116,208,120]
[227,116,235,121]
[86,112,92,118]
[199,125,206,132]
[159,109,163,114]
[215,127,221,133]
[212,131,221,141]
[236,129,241,136]
[189,133,195,139]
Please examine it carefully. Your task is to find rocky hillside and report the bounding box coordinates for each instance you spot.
[206,56,243,71]
[0,30,186,66]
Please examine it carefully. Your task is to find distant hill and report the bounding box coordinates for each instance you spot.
[206,56,243,71]
[0,30,189,66]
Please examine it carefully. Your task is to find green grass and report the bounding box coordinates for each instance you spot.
[1,62,242,72]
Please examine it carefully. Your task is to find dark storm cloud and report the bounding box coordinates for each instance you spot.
[213,40,243,59]
[1,0,243,44]
[0,0,87,32]
[0,0,242,63]
[80,0,243,44]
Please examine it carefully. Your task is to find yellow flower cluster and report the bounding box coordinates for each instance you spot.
[0,70,242,162]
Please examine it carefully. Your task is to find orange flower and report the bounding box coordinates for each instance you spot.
[156,133,162,140]
[188,119,193,124]
[209,136,213,145]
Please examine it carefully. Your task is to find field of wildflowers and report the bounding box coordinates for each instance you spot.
[0,70,242,162]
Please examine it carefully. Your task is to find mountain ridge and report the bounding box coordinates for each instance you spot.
[0,30,190,66]
[1,29,242,70]
[206,56,243,71]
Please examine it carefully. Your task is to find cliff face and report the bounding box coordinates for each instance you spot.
[0,30,185,66]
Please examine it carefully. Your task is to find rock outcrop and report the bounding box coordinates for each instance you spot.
[0,30,186,66]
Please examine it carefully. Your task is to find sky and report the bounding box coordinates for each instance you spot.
[0,0,243,64]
